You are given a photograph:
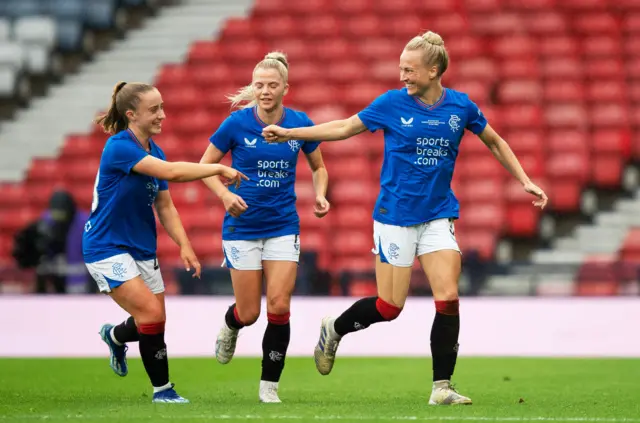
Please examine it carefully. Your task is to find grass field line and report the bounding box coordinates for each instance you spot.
[2,415,640,422]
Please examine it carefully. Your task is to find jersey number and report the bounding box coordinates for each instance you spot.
[91,170,100,212]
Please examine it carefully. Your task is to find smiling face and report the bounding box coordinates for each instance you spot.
[399,48,440,98]
[125,88,165,136]
[252,67,288,113]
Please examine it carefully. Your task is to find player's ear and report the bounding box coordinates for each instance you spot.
[283,83,289,96]
[125,109,135,121]
[429,65,439,80]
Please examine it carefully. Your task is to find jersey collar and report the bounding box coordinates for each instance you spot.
[253,106,287,128]
[412,87,447,111]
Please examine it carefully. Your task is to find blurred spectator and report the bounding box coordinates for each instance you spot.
[12,190,90,294]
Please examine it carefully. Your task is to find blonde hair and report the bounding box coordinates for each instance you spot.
[95,81,155,134]
[404,31,449,77]
[227,51,289,110]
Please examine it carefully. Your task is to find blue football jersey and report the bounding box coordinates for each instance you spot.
[83,129,169,263]
[358,87,487,226]
[209,106,320,240]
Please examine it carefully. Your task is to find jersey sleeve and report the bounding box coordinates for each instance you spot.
[465,96,488,135]
[102,138,148,175]
[301,115,321,154]
[209,115,236,154]
[155,145,169,191]
[357,91,392,133]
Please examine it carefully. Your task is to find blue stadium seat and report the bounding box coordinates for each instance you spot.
[55,20,83,52]
[120,0,147,5]
[84,0,117,30]
[45,0,84,20]
[4,0,44,19]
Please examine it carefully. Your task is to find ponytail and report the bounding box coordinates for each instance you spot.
[226,84,256,110]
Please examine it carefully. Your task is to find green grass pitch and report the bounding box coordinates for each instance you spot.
[1,357,639,422]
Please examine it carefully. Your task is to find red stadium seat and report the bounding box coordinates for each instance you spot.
[289,0,330,15]
[331,0,372,14]
[425,13,468,36]
[332,230,373,257]
[503,0,556,9]
[582,35,623,58]
[456,229,497,260]
[469,13,523,35]
[547,130,589,154]
[590,129,631,158]
[544,104,587,128]
[560,0,608,11]
[333,206,372,230]
[591,154,623,188]
[329,181,378,208]
[492,35,538,58]
[620,228,640,262]
[547,180,582,212]
[623,13,640,33]
[544,80,585,102]
[524,12,567,34]
[572,13,620,34]
[499,58,541,79]
[300,15,342,39]
[539,36,580,57]
[546,151,589,183]
[497,80,543,104]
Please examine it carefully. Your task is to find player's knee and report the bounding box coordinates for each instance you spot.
[376,297,403,321]
[438,286,459,302]
[136,302,164,325]
[237,306,260,326]
[267,293,291,316]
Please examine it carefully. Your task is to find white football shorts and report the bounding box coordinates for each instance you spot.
[372,218,460,267]
[85,252,165,294]
[222,234,301,271]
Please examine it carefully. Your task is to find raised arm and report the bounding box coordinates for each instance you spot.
[133,155,246,185]
[262,114,367,143]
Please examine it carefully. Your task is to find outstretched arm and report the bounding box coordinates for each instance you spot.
[478,124,548,209]
[263,114,367,143]
[133,155,247,185]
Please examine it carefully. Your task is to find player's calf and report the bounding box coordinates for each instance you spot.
[314,297,402,376]
[259,312,290,403]
[137,321,178,398]
[113,316,139,344]
[333,296,402,336]
[431,299,460,383]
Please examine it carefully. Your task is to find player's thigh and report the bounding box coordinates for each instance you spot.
[262,235,299,314]
[372,221,417,308]
[263,261,297,315]
[417,218,462,301]
[229,268,263,324]
[223,239,265,323]
[136,257,167,320]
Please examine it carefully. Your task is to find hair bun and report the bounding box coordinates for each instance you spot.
[421,31,444,46]
[264,51,289,69]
